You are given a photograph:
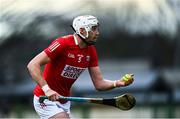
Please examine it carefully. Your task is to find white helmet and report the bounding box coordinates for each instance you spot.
[72,15,99,39]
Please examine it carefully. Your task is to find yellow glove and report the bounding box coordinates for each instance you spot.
[113,74,134,88]
[122,74,134,86]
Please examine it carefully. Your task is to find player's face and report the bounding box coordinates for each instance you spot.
[87,26,99,41]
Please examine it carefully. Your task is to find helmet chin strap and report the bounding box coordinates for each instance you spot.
[77,33,96,45]
[71,25,96,45]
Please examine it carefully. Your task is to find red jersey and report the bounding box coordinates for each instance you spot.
[33,35,98,99]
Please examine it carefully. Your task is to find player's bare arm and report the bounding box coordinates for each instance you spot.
[88,66,134,91]
[27,51,60,101]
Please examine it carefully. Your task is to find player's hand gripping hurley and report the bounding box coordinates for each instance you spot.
[39,93,136,111]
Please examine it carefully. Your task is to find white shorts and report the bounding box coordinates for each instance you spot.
[33,95,71,119]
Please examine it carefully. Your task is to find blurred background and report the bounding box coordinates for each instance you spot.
[0,0,180,118]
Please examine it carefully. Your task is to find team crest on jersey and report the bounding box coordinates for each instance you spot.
[48,41,60,52]
[61,65,85,79]
[86,56,90,62]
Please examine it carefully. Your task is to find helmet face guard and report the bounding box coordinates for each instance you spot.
[72,15,99,45]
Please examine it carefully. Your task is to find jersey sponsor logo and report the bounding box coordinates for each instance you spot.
[61,65,85,79]
[48,41,60,52]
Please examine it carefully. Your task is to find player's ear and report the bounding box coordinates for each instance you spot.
[79,28,84,33]
[80,28,86,35]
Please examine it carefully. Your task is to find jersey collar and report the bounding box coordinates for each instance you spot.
[73,34,79,45]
